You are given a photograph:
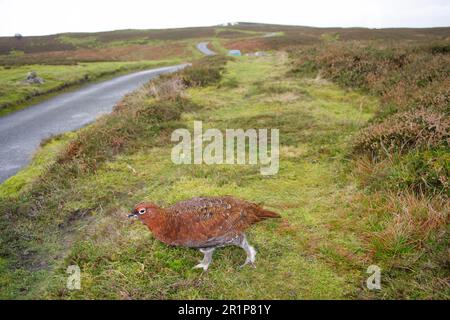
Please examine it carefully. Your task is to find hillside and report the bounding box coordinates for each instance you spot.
[2,23,449,60]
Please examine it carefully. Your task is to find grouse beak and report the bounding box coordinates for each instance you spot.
[128,210,138,218]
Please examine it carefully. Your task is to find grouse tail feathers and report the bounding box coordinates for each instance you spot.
[256,207,281,219]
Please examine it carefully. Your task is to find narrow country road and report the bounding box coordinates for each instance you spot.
[196,42,216,56]
[0,64,187,183]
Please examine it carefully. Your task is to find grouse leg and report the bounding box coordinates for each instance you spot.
[194,248,215,271]
[238,234,257,268]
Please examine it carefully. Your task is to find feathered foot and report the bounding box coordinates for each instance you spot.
[238,235,257,269]
[193,248,215,271]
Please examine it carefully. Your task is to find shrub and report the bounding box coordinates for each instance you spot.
[429,43,450,55]
[181,55,230,87]
[355,108,449,157]
[385,148,449,195]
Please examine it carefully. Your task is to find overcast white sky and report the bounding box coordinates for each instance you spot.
[1,0,449,36]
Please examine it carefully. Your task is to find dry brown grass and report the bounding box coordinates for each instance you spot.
[225,38,273,53]
[27,43,188,62]
[149,76,186,101]
[367,192,448,259]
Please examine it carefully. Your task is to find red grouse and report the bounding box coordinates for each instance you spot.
[129,196,281,271]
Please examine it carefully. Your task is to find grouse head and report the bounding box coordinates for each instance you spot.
[128,202,161,219]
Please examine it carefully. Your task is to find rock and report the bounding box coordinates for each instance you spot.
[255,51,269,57]
[27,71,37,79]
[25,71,44,84]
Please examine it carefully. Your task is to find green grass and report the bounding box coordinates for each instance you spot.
[0,54,447,299]
[58,34,176,49]
[58,35,100,49]
[0,59,182,116]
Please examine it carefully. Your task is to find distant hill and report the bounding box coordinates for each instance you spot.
[1,22,449,64]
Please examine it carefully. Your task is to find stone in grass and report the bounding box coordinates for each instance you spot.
[25,71,44,84]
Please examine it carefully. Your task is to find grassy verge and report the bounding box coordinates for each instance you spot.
[289,41,449,298]
[0,53,447,299]
[0,59,183,116]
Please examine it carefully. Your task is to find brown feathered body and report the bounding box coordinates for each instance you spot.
[134,196,280,248]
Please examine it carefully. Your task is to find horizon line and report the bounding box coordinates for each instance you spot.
[3,21,450,38]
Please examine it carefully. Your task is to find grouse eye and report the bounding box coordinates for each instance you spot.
[138,208,146,215]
